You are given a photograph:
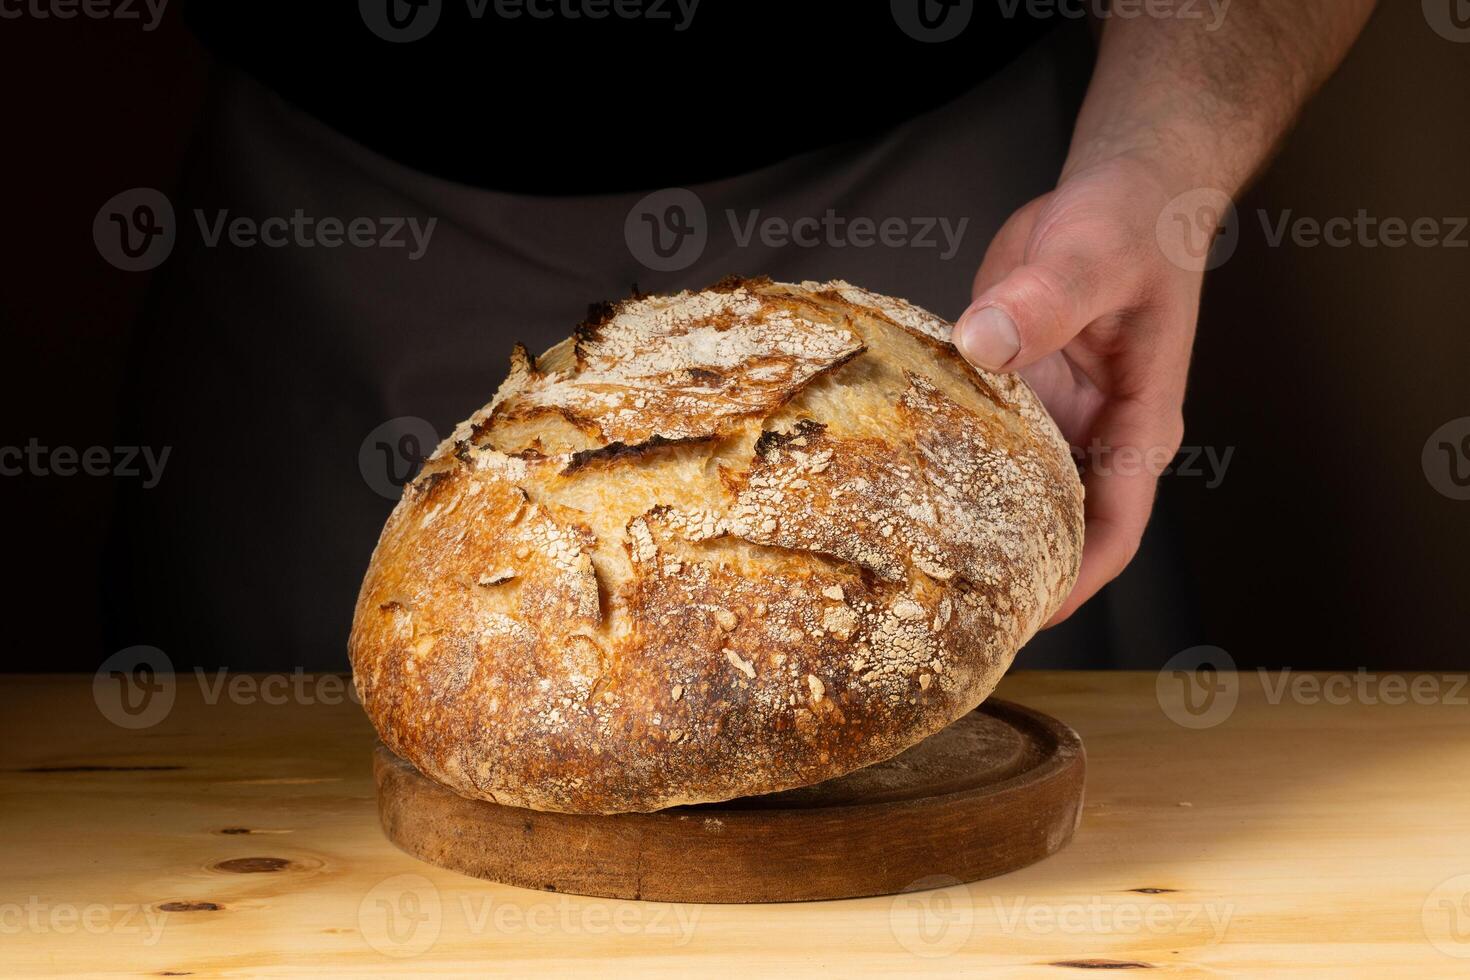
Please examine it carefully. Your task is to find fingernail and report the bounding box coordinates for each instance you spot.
[954,305,1021,371]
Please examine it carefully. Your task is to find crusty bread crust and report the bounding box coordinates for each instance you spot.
[349,278,1083,813]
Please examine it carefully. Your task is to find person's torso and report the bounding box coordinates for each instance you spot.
[187,0,1058,193]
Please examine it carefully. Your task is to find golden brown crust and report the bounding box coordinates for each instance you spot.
[350,278,1083,813]
[477,284,866,456]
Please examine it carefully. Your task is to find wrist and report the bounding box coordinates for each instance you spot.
[1060,119,1257,202]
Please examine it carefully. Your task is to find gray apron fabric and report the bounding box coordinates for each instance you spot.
[109,24,1195,670]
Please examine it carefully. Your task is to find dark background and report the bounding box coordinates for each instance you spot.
[2,2,1465,673]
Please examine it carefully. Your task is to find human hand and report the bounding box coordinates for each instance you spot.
[953,154,1205,625]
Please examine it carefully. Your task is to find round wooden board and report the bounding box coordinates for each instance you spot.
[373,699,1085,904]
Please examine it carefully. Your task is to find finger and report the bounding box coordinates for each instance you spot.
[1046,397,1185,626]
[954,224,1138,374]
[1017,351,1107,445]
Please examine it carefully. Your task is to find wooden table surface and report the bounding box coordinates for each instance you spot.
[4,670,1469,977]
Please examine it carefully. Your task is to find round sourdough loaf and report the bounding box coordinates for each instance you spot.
[350,277,1083,813]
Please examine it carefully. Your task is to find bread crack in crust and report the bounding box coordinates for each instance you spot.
[350,277,1083,813]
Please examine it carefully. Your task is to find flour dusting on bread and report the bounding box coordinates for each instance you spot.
[477,280,865,456]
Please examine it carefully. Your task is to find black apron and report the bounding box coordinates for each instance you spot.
[106,23,1196,670]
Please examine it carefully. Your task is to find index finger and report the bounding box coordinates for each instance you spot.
[1046,397,1184,625]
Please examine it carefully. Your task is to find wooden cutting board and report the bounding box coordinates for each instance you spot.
[373,699,1084,903]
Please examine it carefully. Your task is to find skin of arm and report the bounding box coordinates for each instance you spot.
[952,0,1378,624]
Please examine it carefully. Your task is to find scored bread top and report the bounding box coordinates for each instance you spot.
[483,285,866,451]
[350,277,1083,813]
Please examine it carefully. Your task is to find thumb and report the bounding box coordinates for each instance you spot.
[953,235,1132,373]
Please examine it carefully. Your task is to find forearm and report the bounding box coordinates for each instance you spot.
[1062,0,1378,195]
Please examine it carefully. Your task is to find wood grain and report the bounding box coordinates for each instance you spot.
[374,700,1085,903]
[2,671,1469,977]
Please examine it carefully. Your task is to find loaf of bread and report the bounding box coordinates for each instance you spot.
[350,277,1083,813]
